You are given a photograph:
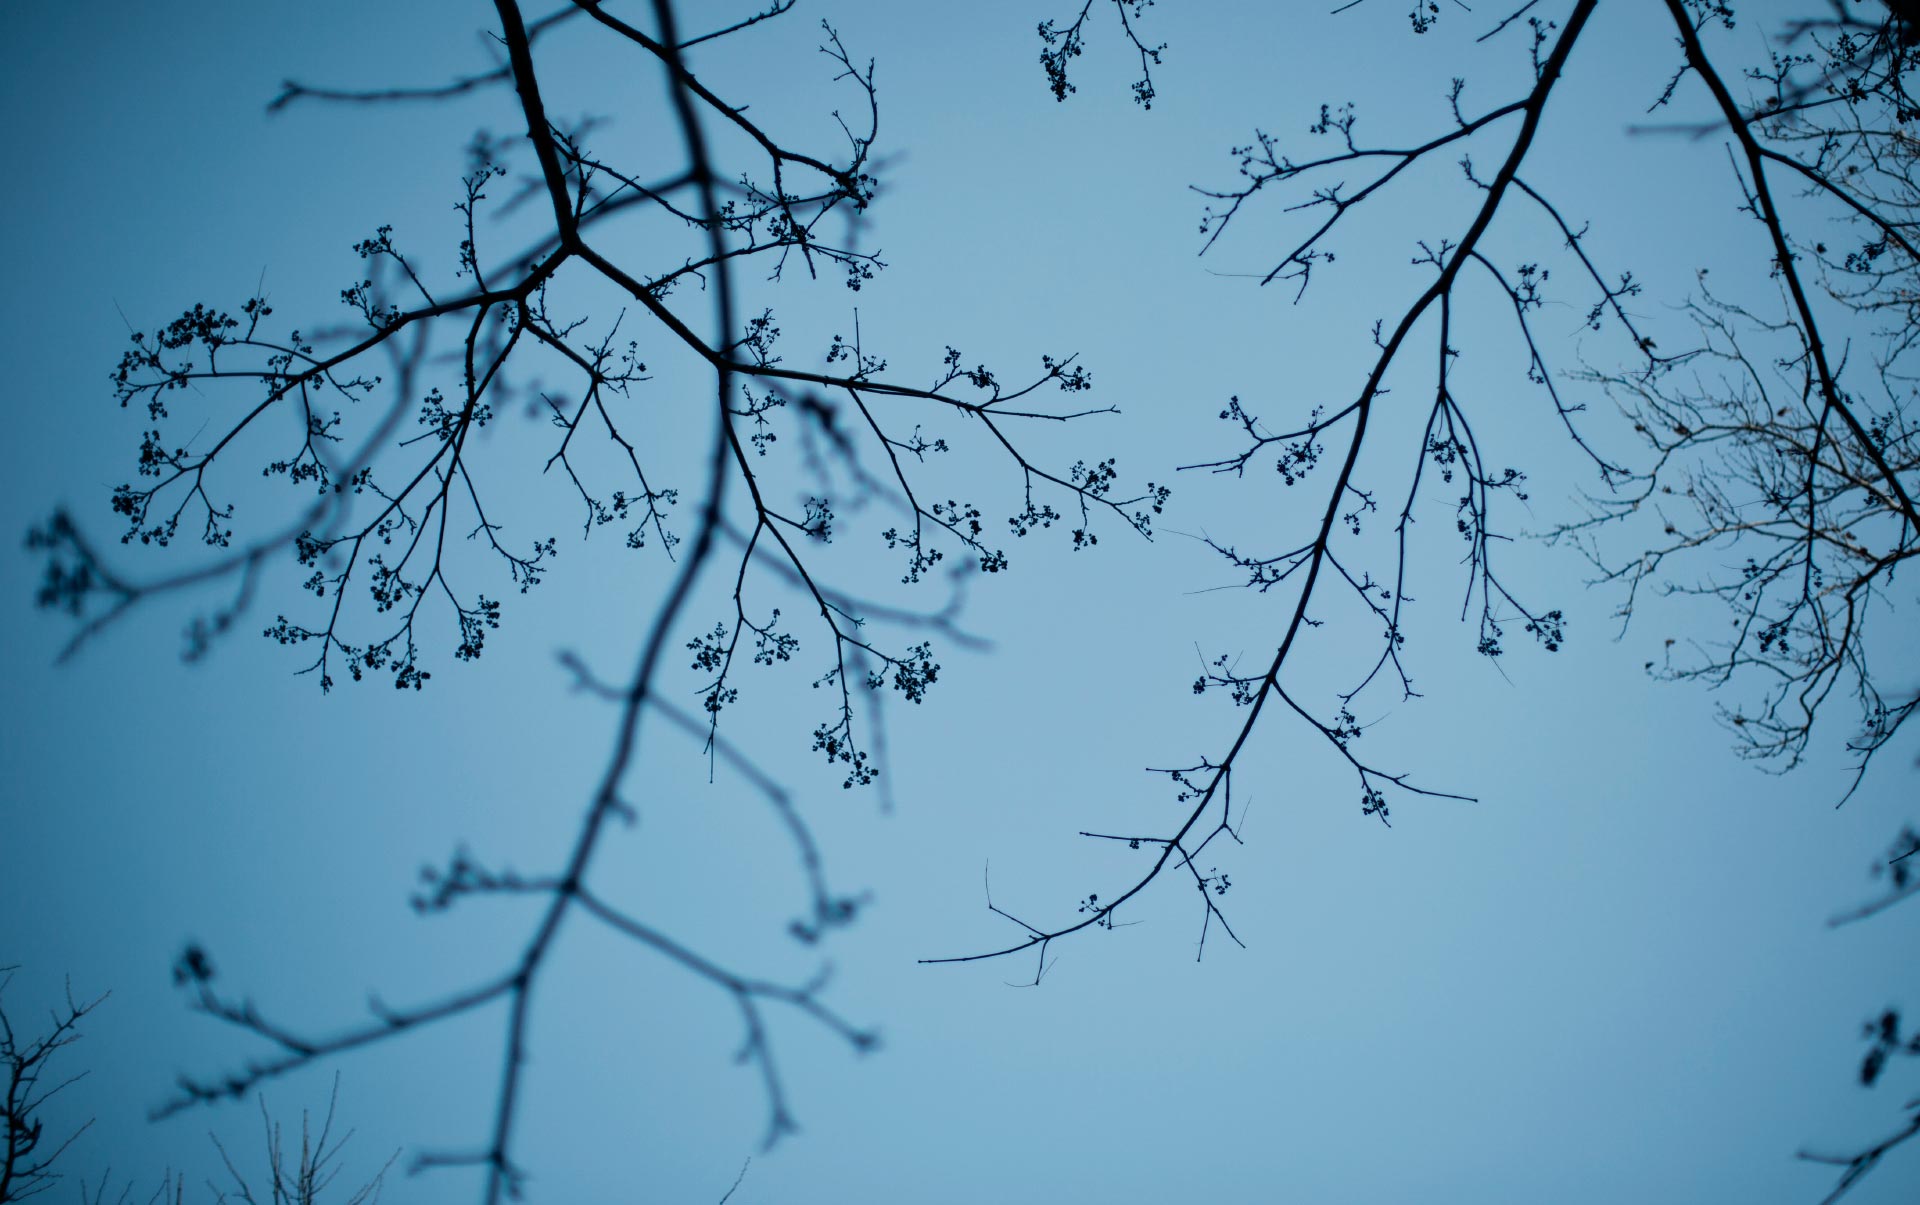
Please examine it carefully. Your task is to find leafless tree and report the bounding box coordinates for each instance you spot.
[0,968,107,1203]
[32,0,1920,1199]
[934,0,1917,1195]
[69,1077,394,1205]
[1560,5,1920,790]
[29,2,1160,1199]
[205,1080,395,1205]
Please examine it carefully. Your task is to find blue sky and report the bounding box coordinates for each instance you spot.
[4,1,1917,1202]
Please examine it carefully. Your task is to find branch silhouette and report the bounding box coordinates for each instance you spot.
[33,2,1166,1198]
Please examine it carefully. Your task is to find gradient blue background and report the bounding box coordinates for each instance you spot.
[4,1,1916,1201]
